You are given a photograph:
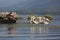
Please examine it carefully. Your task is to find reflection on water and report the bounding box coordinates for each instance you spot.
[0,24,60,40]
[8,24,15,37]
[30,25,49,40]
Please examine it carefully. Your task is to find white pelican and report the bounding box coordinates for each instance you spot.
[28,15,50,24]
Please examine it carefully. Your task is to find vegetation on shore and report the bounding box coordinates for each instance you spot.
[44,15,54,20]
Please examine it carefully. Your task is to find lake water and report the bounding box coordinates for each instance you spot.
[0,15,60,40]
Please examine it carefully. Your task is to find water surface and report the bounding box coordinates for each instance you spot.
[0,15,60,40]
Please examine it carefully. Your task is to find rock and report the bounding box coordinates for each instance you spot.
[0,11,17,23]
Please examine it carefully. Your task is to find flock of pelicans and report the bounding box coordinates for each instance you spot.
[27,15,53,24]
[0,11,53,24]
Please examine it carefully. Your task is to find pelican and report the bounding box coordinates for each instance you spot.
[28,15,51,24]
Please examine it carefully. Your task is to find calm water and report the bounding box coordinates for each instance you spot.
[0,15,60,40]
